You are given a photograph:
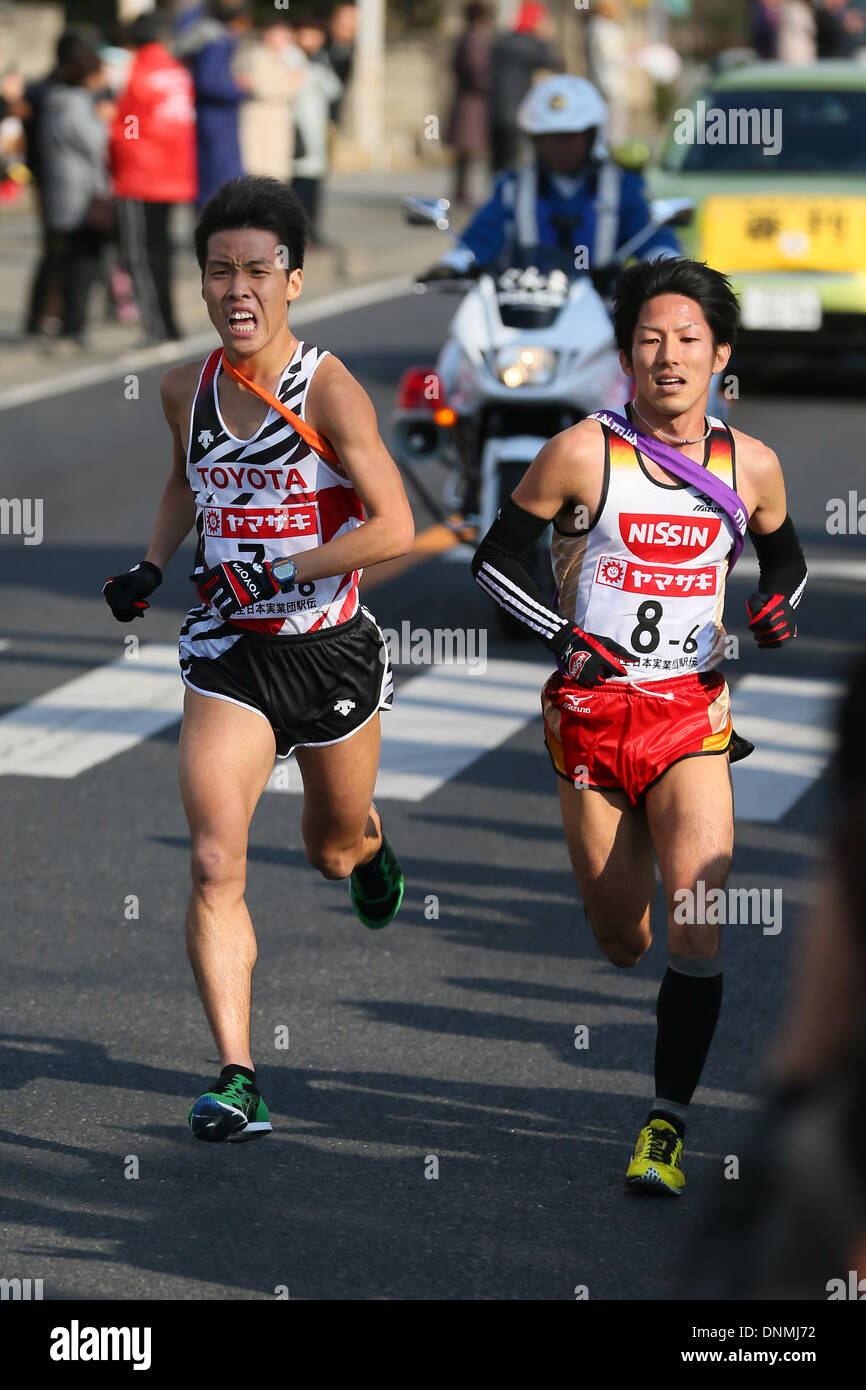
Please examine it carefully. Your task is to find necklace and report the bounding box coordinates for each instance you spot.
[631,401,710,446]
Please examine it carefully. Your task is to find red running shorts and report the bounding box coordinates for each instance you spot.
[541,668,733,807]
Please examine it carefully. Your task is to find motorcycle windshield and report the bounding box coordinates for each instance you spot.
[491,245,579,330]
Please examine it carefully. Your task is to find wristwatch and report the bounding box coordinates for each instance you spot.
[272,557,297,592]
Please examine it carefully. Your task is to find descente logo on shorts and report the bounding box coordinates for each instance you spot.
[619,513,722,564]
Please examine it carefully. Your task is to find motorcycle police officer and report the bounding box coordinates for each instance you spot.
[420,73,681,287]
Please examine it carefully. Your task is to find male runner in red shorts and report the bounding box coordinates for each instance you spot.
[472,257,807,1194]
[103,176,415,1141]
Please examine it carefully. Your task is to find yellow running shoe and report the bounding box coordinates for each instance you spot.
[625,1118,685,1196]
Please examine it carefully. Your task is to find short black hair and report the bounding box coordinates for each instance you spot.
[194,176,308,275]
[126,12,169,46]
[55,29,89,66]
[612,257,740,359]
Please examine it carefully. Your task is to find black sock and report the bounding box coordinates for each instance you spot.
[220,1063,256,1087]
[647,1109,687,1140]
[652,963,723,1131]
[352,836,386,887]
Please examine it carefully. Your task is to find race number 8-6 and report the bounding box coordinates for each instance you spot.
[630,601,699,655]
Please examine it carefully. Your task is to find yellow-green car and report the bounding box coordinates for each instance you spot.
[644,60,866,367]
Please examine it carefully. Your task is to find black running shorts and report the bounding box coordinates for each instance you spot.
[179,606,393,756]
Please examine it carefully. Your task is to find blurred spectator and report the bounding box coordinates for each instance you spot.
[776,0,818,61]
[237,21,303,182]
[39,43,111,345]
[586,0,629,145]
[110,13,196,344]
[815,0,866,56]
[291,13,342,248]
[681,652,866,1299]
[100,24,134,96]
[446,3,493,208]
[22,31,94,335]
[326,1,357,125]
[186,0,253,206]
[750,0,782,56]
[489,2,561,174]
[0,70,27,201]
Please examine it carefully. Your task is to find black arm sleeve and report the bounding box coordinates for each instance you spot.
[748,514,807,608]
[471,496,570,646]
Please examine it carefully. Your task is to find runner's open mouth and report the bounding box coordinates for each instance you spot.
[227,309,258,335]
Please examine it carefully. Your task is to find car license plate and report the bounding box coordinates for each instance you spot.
[740,287,822,331]
[701,195,866,273]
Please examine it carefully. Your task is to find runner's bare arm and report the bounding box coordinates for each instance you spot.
[734,432,788,535]
[296,356,415,583]
[143,364,201,571]
[511,418,605,523]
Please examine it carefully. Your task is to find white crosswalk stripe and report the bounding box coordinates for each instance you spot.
[730,674,843,822]
[0,645,842,822]
[0,643,183,779]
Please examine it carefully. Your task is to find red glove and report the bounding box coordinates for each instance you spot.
[746,591,797,648]
[193,559,280,618]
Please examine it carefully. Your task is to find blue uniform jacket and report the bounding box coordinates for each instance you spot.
[451,163,681,266]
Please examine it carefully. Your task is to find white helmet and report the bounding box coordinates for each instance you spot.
[517,74,608,158]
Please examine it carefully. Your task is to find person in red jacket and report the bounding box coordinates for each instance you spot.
[110,12,197,342]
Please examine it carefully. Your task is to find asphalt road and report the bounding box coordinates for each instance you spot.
[1,286,864,1301]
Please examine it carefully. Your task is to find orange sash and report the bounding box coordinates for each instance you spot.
[220,351,342,471]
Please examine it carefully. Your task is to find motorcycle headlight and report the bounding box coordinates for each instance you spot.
[494,346,558,388]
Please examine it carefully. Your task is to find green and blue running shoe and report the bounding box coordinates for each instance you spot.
[350,834,404,930]
[188,1070,272,1143]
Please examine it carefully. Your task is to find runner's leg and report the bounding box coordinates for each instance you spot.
[178,687,276,1069]
[295,713,383,878]
[643,753,733,1134]
[557,780,656,967]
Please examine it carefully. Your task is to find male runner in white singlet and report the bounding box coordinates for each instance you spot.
[472,258,807,1193]
[103,177,415,1141]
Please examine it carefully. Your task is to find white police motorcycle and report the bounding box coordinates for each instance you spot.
[391,195,697,628]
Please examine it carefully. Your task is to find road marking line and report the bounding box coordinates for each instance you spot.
[267,658,551,801]
[0,276,415,413]
[0,644,183,778]
[731,673,840,822]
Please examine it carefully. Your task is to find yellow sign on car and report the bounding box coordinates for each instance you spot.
[701,195,866,273]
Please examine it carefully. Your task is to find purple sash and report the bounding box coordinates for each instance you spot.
[588,410,749,570]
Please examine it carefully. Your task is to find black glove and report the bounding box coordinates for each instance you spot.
[193,558,281,619]
[103,560,162,622]
[746,591,797,648]
[550,624,637,687]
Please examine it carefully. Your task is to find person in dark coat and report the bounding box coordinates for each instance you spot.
[814,0,866,57]
[447,2,492,206]
[188,0,252,207]
[22,30,94,334]
[489,0,561,174]
[39,43,111,344]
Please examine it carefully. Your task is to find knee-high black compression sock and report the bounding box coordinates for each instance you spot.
[647,955,723,1139]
